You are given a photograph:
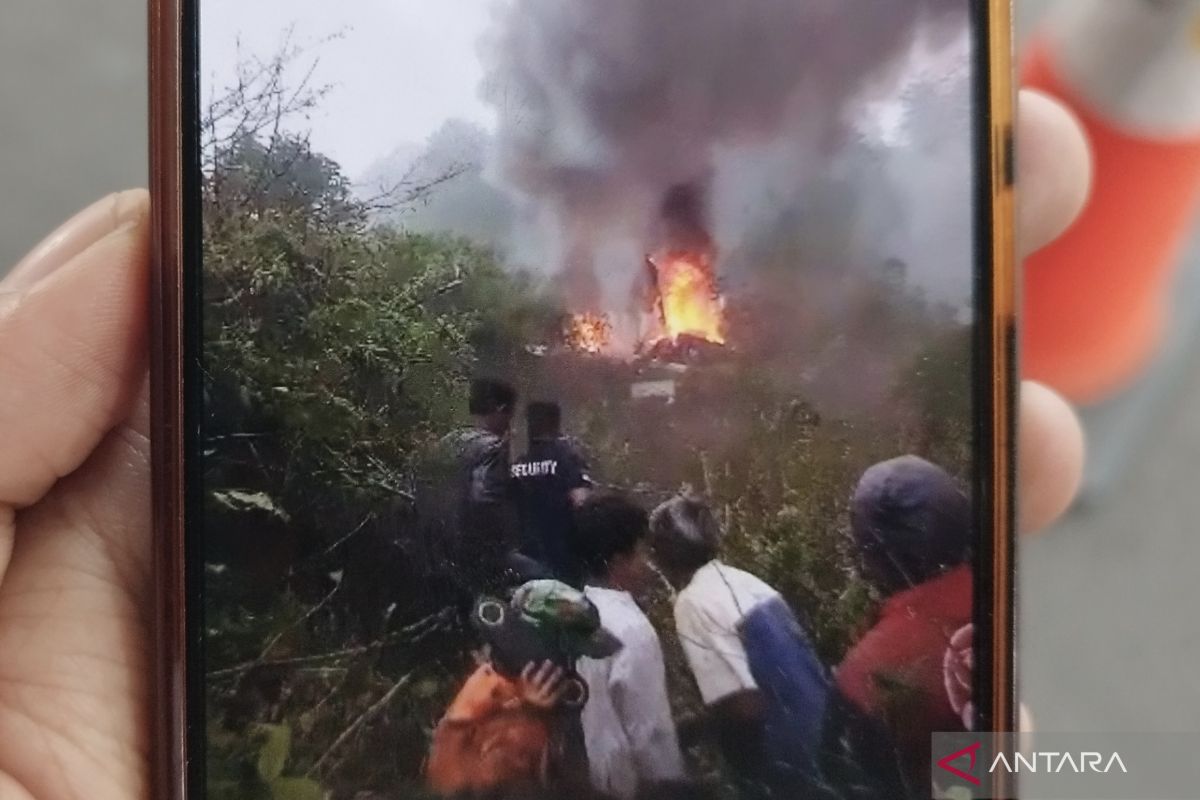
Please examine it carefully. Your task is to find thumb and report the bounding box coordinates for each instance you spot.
[0,190,150,511]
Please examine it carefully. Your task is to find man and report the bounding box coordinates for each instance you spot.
[571,493,688,800]
[428,579,619,798]
[511,401,593,583]
[430,378,520,596]
[835,455,973,794]
[648,494,833,799]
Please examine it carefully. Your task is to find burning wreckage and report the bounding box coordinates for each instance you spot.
[560,259,728,406]
[539,185,734,403]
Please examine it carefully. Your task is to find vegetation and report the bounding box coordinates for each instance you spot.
[201,49,973,800]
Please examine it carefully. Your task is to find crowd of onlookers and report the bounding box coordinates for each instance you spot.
[422,379,974,799]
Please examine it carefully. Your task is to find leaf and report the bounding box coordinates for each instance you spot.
[255,723,292,782]
[270,777,327,800]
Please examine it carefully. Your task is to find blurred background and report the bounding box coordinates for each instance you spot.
[1,0,1197,737]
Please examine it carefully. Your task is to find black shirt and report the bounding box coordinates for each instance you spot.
[426,426,518,593]
[511,436,592,580]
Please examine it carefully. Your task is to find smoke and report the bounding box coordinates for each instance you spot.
[480,0,969,304]
[658,182,714,255]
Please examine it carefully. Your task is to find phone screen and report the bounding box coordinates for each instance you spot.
[191,2,1001,798]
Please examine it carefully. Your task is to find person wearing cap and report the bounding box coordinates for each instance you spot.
[426,579,619,797]
[648,494,833,799]
[834,455,973,793]
[570,493,689,800]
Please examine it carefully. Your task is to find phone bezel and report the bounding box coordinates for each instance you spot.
[148,2,1017,796]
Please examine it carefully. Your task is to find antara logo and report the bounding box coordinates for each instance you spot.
[990,751,1128,774]
[938,742,983,786]
[937,741,1129,786]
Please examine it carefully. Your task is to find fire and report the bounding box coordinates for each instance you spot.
[647,250,726,345]
[564,312,613,354]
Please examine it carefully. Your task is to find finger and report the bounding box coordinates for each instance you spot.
[1018,381,1085,535]
[1017,89,1093,260]
[521,662,536,682]
[0,191,150,511]
[2,190,147,292]
[535,660,556,686]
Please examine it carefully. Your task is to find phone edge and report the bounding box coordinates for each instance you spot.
[986,0,1017,738]
[149,0,188,796]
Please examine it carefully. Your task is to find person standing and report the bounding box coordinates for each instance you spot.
[427,579,621,798]
[835,455,973,794]
[648,494,834,800]
[427,377,520,597]
[571,493,689,800]
[511,401,594,583]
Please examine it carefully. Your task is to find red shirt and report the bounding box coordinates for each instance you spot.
[835,566,973,786]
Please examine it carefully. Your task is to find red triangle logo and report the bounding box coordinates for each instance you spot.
[937,741,982,786]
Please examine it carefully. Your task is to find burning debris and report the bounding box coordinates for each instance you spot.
[560,246,729,361]
[640,182,728,357]
[643,250,727,348]
[559,183,730,362]
[564,312,614,354]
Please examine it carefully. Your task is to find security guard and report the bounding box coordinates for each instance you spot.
[511,401,593,584]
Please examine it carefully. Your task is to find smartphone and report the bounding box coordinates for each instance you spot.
[151,1,1016,798]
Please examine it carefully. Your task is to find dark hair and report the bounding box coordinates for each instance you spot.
[648,494,721,576]
[469,378,517,416]
[526,401,562,438]
[572,493,648,578]
[850,455,971,594]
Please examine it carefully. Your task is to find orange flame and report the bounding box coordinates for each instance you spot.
[649,251,726,345]
[564,312,613,354]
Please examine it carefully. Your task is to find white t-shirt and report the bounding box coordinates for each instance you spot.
[578,586,687,799]
[674,560,780,706]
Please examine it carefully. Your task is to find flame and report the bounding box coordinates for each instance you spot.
[648,251,726,345]
[564,312,613,354]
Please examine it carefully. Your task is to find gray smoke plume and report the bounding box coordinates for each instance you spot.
[480,0,969,306]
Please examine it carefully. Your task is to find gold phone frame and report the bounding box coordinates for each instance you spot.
[148,1,1017,796]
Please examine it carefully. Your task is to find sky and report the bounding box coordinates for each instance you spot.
[200,0,497,176]
[199,0,976,309]
[199,0,964,177]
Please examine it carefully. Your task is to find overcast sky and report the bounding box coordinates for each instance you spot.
[201,0,498,176]
[200,1,976,308]
[199,1,966,177]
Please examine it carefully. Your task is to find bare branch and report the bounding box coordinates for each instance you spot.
[307,671,416,778]
[358,161,473,215]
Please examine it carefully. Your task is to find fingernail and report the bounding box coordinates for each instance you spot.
[2,189,148,292]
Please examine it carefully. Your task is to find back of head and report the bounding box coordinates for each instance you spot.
[526,400,562,440]
[469,377,517,417]
[850,455,971,595]
[648,493,721,578]
[572,492,648,579]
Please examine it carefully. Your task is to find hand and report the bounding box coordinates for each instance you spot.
[944,623,975,730]
[0,190,151,799]
[515,661,568,711]
[0,89,1091,800]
